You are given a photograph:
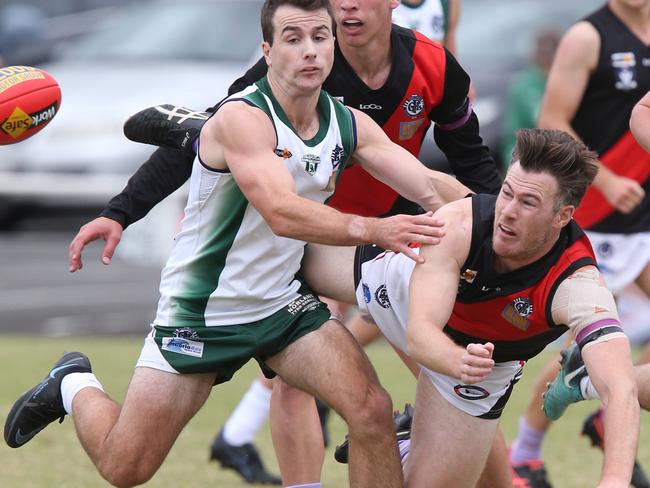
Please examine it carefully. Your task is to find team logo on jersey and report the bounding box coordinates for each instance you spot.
[611,52,637,91]
[173,327,199,339]
[274,147,293,159]
[513,297,533,318]
[399,119,425,140]
[362,283,371,303]
[596,241,613,259]
[453,384,490,400]
[460,268,478,284]
[403,94,425,118]
[302,154,321,175]
[331,144,344,169]
[502,297,533,330]
[375,284,391,309]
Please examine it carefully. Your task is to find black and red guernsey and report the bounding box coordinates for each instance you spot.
[571,5,650,233]
[228,24,500,216]
[446,195,597,363]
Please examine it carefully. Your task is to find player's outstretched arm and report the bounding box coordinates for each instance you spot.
[631,91,650,152]
[350,108,471,212]
[68,145,193,271]
[206,103,444,262]
[582,338,639,487]
[553,266,640,487]
[406,199,494,381]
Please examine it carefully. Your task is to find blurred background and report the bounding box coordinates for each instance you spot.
[3,0,649,338]
[1,1,649,485]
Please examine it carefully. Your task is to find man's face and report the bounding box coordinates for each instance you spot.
[264,5,335,93]
[330,0,398,47]
[493,162,569,266]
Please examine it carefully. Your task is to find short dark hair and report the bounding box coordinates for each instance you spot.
[513,128,599,209]
[261,0,334,45]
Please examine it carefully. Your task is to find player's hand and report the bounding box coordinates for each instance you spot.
[600,173,645,214]
[458,342,495,384]
[371,212,446,263]
[68,217,123,272]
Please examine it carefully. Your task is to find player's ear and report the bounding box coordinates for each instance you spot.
[555,205,574,228]
[262,41,272,67]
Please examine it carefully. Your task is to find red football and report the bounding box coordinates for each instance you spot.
[0,66,61,145]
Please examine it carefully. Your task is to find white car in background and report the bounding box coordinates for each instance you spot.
[0,0,263,229]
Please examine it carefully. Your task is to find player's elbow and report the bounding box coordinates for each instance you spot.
[406,331,426,365]
[265,213,294,237]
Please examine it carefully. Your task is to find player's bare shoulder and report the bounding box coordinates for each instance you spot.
[200,100,275,170]
[421,197,473,263]
[435,197,473,235]
[557,20,600,69]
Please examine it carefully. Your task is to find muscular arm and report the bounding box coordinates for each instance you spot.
[539,22,644,211]
[204,102,443,255]
[537,22,598,140]
[552,267,639,485]
[430,50,500,195]
[351,108,470,212]
[631,91,650,151]
[583,339,639,486]
[406,199,494,381]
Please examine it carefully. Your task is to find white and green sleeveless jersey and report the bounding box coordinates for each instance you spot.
[392,0,449,42]
[155,77,356,327]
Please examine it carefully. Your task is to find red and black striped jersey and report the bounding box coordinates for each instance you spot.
[446,195,597,363]
[571,5,650,233]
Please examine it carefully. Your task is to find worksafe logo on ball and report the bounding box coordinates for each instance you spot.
[1,102,58,140]
[162,337,204,358]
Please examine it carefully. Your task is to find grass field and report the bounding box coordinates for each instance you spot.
[1,335,648,487]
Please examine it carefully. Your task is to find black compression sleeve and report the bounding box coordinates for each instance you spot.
[100,146,193,229]
[429,49,501,195]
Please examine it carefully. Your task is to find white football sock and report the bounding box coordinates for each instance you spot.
[61,372,104,416]
[223,379,272,446]
[580,376,600,400]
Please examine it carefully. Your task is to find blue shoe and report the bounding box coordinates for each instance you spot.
[542,344,587,420]
[4,352,91,448]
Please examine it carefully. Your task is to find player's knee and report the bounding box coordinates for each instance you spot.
[345,383,393,433]
[99,456,159,488]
